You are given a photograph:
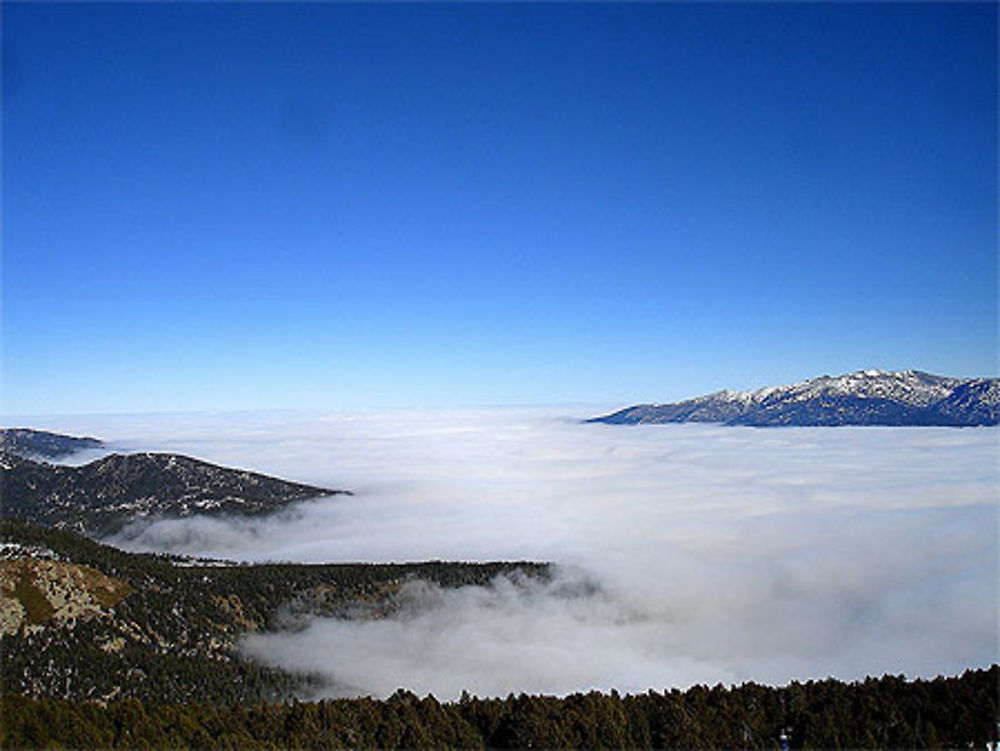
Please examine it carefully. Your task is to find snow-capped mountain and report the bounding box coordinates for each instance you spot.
[589,370,1000,427]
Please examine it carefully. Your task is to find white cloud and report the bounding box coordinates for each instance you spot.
[51,409,998,699]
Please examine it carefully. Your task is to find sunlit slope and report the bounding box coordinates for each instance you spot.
[0,520,548,704]
[591,370,999,426]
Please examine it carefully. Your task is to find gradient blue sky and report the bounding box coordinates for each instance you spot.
[3,2,997,414]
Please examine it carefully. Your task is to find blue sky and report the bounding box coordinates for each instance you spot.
[3,2,996,414]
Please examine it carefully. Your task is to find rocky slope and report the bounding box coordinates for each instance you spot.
[590,370,1000,427]
[0,450,349,537]
[0,555,132,636]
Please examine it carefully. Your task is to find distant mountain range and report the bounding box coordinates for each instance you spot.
[0,430,348,536]
[589,370,1000,427]
[1,428,104,459]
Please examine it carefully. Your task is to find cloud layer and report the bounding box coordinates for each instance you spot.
[43,409,998,699]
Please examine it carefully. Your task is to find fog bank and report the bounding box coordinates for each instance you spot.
[43,409,997,698]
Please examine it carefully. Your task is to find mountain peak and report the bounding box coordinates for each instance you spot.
[590,370,999,427]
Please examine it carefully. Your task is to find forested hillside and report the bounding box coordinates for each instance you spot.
[0,427,103,459]
[3,665,997,749]
[0,521,547,705]
[0,450,347,536]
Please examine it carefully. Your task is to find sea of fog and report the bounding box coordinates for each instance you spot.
[26,408,999,700]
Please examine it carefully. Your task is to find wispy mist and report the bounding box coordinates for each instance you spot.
[43,409,998,698]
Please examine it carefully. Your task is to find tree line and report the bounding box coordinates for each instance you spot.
[2,665,996,749]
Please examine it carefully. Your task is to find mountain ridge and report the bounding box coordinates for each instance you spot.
[0,428,104,460]
[589,369,1000,427]
[0,450,350,537]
